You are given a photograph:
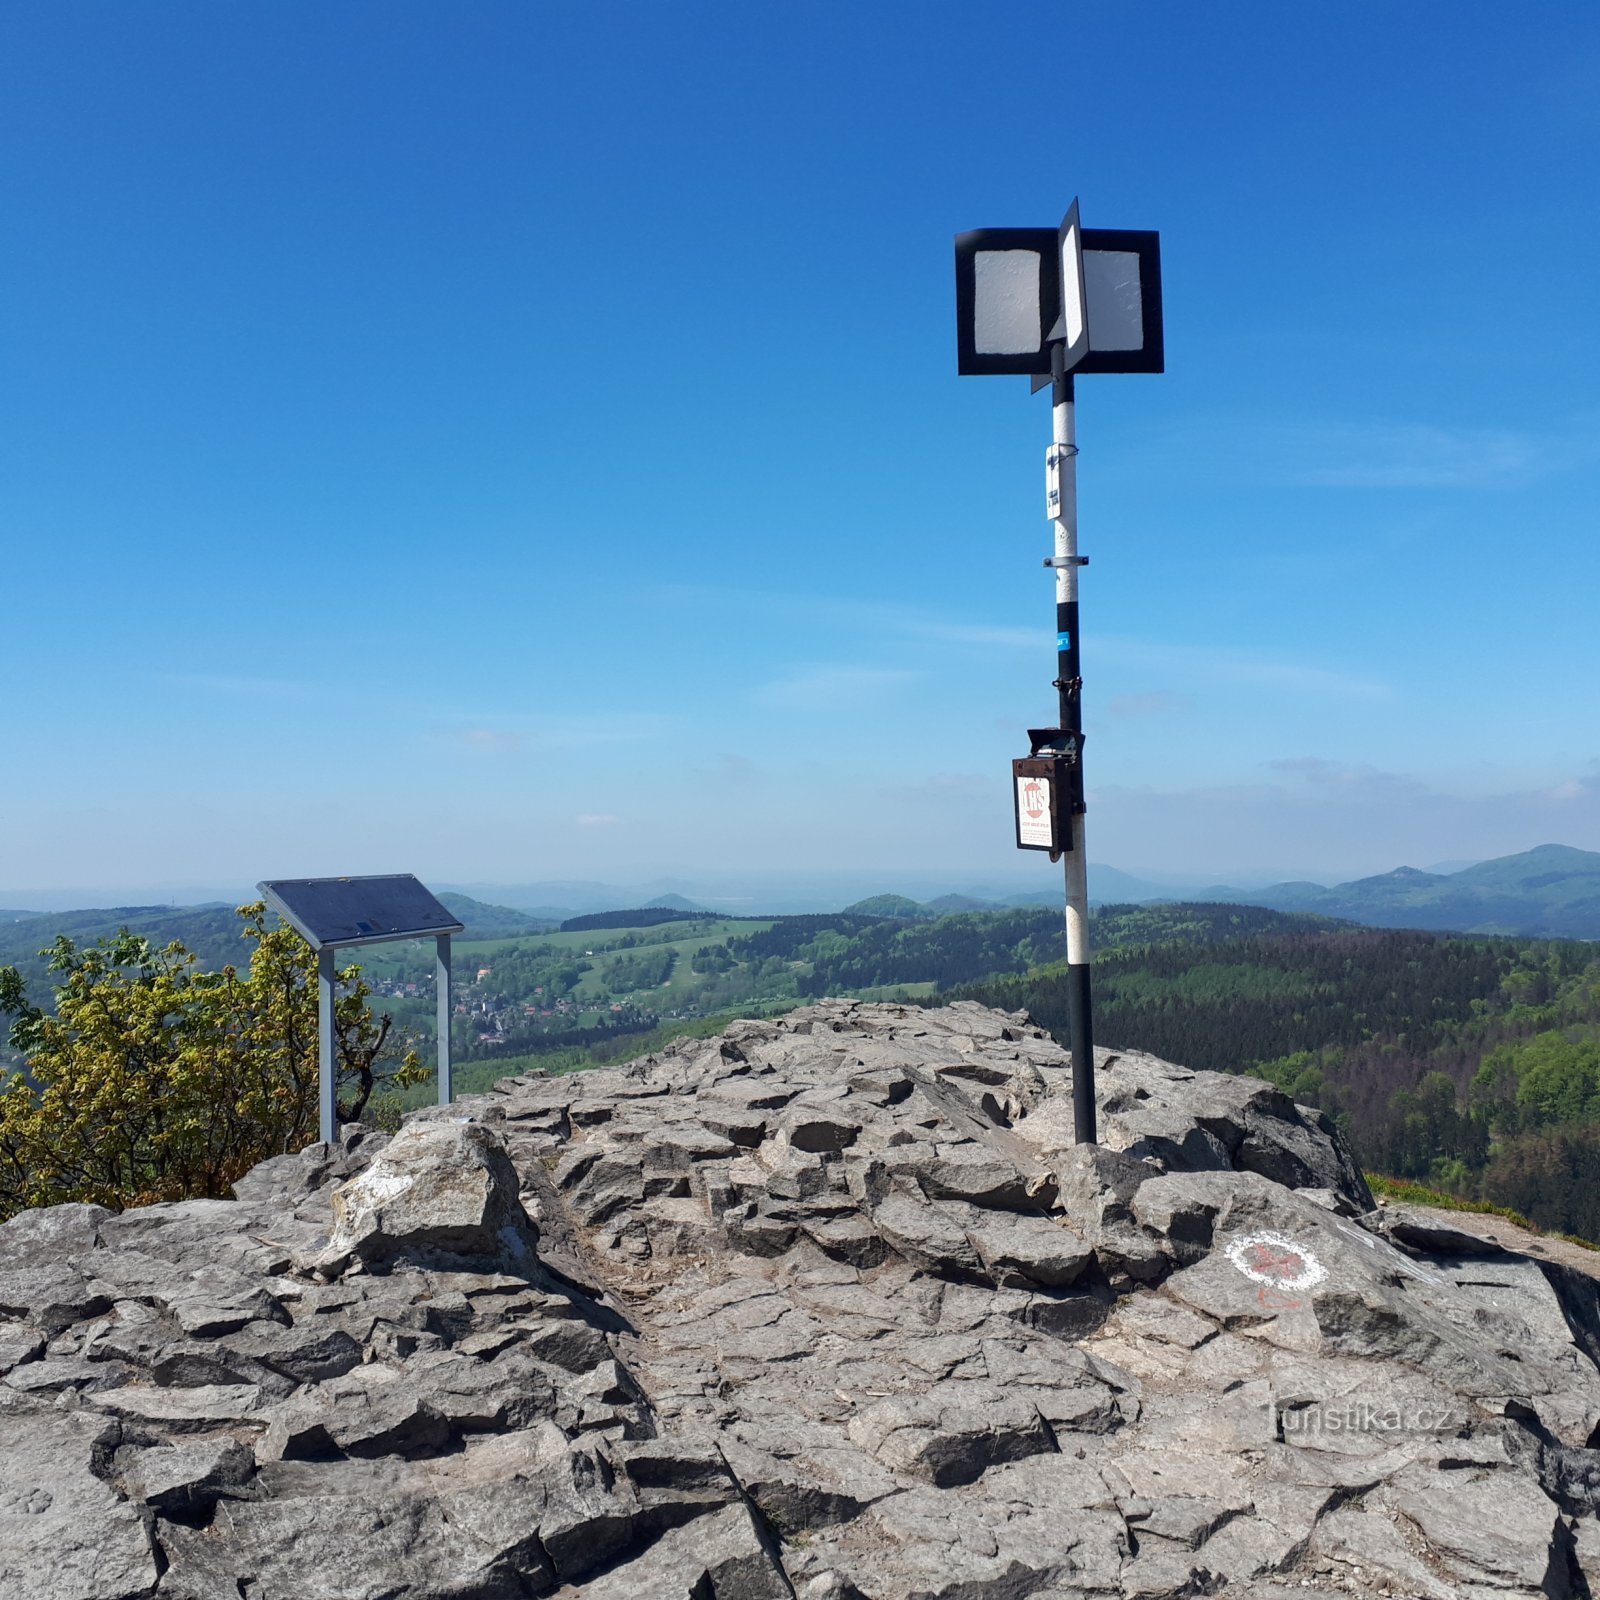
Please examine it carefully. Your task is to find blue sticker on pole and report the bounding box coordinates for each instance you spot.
[1056,631,1072,653]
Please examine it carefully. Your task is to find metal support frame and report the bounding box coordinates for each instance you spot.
[314,932,456,1147]
[1051,366,1097,1145]
[435,935,453,1110]
[317,947,338,1146]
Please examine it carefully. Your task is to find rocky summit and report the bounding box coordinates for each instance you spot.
[2,1001,1598,1600]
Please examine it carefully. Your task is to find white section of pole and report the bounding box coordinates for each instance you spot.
[317,946,337,1146]
[1052,394,1091,969]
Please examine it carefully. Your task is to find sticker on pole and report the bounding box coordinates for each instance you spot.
[1224,1231,1327,1292]
[1016,773,1053,848]
[1046,444,1070,520]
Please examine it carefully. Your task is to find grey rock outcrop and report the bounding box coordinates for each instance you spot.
[0,999,1595,1599]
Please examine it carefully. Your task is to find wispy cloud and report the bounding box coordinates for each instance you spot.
[158,672,321,700]
[1160,412,1600,492]
[430,712,673,751]
[1267,756,1423,795]
[654,582,1389,705]
[438,727,529,753]
[1285,422,1551,489]
[1108,691,1192,719]
[1544,779,1591,802]
[1096,637,1394,701]
[751,665,917,711]
[689,753,764,785]
[909,619,1036,651]
[653,583,1037,658]
[575,813,619,827]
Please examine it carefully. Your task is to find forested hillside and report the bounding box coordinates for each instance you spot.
[727,902,1331,997]
[953,930,1600,1239]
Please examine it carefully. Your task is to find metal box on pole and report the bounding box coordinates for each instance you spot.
[1012,727,1084,859]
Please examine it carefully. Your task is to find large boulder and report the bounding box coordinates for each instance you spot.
[310,1118,538,1274]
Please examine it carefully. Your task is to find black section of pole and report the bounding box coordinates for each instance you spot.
[1055,599,1081,732]
[1067,960,1095,1143]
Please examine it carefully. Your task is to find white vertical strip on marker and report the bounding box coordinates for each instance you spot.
[1053,393,1090,967]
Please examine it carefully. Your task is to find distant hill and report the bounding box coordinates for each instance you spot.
[436,894,559,941]
[925,894,998,914]
[0,904,252,997]
[843,895,929,920]
[1007,864,1182,908]
[0,896,560,998]
[1209,844,1600,938]
[644,894,710,913]
[558,907,714,934]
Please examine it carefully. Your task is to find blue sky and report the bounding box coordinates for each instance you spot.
[3,2,1598,902]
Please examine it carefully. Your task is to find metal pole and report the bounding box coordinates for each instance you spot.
[436,934,453,1107]
[317,946,337,1145]
[1052,370,1097,1144]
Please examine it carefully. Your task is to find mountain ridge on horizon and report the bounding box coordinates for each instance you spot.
[4,844,1599,939]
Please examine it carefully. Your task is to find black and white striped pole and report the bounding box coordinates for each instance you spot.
[955,201,1164,1145]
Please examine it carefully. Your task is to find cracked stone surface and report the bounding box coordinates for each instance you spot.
[1,999,1596,1598]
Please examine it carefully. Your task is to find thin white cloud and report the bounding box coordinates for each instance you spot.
[1290,423,1547,489]
[653,583,1037,657]
[575,813,620,827]
[1152,412,1600,492]
[431,712,673,751]
[1108,691,1192,719]
[910,619,1036,651]
[158,672,321,700]
[438,727,528,753]
[922,772,988,793]
[1096,637,1394,702]
[652,584,1389,704]
[1266,757,1424,796]
[751,665,917,711]
[1545,780,1589,802]
[689,753,764,785]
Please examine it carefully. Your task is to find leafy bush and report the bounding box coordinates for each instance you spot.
[0,903,422,1218]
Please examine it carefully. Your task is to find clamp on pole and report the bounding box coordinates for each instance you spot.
[1043,556,1089,568]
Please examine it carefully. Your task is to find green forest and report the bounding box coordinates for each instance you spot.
[955,928,1600,1240]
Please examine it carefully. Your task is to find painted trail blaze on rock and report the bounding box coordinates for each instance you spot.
[0,1000,1596,1600]
[1224,1229,1328,1291]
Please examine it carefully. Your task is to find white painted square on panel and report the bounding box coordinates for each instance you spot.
[1085,249,1144,352]
[974,250,1042,355]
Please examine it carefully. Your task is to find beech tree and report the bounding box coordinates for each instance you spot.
[0,903,423,1218]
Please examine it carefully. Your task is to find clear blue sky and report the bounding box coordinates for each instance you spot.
[3,2,1597,902]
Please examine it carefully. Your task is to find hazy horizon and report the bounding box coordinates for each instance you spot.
[5,848,1563,918]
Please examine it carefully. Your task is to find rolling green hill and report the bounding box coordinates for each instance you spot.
[435,894,559,940]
